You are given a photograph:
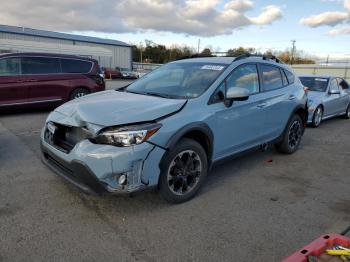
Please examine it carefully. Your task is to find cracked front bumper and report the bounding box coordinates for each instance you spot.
[40,128,165,195]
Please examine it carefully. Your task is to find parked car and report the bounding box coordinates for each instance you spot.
[0,53,105,109]
[299,76,350,127]
[41,55,308,203]
[116,67,138,79]
[103,67,122,79]
[133,68,149,78]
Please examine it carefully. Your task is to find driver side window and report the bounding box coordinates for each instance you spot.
[226,64,259,95]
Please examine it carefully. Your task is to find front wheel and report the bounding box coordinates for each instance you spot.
[159,138,208,203]
[275,114,304,154]
[312,106,323,128]
[69,88,90,100]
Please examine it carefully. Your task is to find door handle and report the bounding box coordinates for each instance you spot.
[289,95,296,100]
[257,102,267,108]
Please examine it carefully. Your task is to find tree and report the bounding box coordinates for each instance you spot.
[200,48,212,56]
[227,47,255,56]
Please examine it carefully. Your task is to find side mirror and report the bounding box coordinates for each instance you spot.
[329,89,340,95]
[225,87,250,107]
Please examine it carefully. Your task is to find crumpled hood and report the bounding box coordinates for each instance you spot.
[52,90,187,128]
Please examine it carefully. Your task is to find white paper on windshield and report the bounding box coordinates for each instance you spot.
[201,65,225,71]
[315,78,328,81]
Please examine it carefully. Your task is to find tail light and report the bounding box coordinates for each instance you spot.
[303,86,309,93]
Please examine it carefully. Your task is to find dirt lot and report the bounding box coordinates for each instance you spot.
[1,81,350,261]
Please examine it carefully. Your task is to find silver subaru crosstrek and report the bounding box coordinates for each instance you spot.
[41,55,308,203]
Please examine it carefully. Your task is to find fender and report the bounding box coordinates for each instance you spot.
[164,121,214,164]
[275,103,308,144]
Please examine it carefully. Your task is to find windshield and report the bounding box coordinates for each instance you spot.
[126,62,227,99]
[300,77,329,92]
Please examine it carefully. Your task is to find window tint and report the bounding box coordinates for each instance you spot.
[260,64,283,91]
[226,64,259,95]
[284,70,295,84]
[21,57,60,74]
[281,69,288,86]
[61,59,92,73]
[329,79,339,92]
[0,58,20,76]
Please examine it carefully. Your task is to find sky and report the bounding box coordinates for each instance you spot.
[0,0,349,59]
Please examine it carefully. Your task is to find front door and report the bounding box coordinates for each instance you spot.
[0,57,28,106]
[324,78,341,116]
[211,63,267,159]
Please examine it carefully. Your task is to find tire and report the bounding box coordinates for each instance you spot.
[342,104,350,119]
[69,88,90,100]
[275,114,304,154]
[311,106,323,128]
[159,138,208,203]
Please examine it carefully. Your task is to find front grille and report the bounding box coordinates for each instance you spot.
[45,122,92,153]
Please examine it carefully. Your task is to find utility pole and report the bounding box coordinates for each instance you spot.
[291,40,296,65]
[139,42,143,64]
[326,55,329,66]
[197,39,201,54]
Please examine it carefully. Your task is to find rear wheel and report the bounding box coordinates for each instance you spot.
[159,138,208,203]
[69,88,90,100]
[275,114,303,154]
[312,106,323,128]
[342,104,350,119]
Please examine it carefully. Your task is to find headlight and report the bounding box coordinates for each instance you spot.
[93,123,162,147]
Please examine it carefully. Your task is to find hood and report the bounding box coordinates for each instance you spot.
[53,90,187,127]
[307,91,324,100]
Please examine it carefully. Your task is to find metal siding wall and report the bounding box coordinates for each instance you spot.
[0,32,132,69]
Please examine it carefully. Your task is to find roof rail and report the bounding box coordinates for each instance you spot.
[176,54,216,61]
[233,53,282,64]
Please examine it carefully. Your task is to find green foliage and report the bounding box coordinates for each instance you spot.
[132,43,196,63]
[132,42,315,65]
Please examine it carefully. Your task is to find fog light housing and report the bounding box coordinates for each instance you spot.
[118,174,127,185]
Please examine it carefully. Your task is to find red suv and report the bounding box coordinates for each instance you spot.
[0,53,105,109]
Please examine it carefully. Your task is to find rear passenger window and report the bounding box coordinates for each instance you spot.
[284,70,295,84]
[226,64,259,95]
[260,64,283,91]
[22,57,60,74]
[61,59,92,73]
[0,58,20,76]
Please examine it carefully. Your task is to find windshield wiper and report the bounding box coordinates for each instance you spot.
[144,92,177,99]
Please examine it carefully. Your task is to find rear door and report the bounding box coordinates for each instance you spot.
[257,64,296,140]
[0,57,28,106]
[22,56,68,105]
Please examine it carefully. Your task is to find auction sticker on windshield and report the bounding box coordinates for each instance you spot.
[201,65,225,71]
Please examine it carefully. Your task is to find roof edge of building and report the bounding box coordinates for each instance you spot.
[0,24,131,48]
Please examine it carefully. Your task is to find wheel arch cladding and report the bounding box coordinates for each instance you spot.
[165,122,214,166]
[294,106,308,126]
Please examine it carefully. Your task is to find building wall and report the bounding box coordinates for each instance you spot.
[0,32,132,69]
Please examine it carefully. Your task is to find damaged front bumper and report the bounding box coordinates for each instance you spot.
[40,128,165,195]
